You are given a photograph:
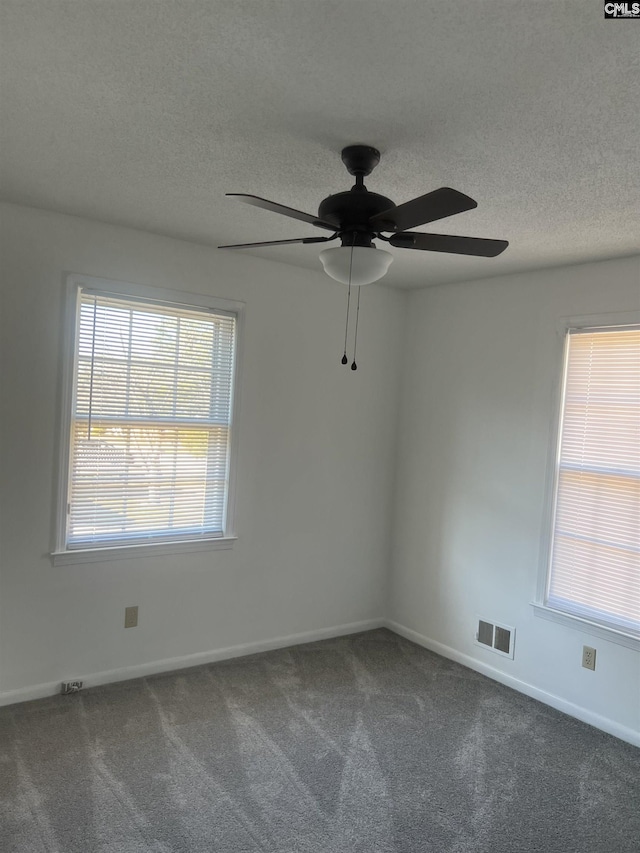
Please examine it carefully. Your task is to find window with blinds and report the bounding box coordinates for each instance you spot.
[546,326,640,638]
[64,287,237,550]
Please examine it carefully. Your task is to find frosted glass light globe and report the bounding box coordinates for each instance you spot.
[319,246,393,286]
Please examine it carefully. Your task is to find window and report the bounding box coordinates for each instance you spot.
[54,277,240,562]
[544,324,639,640]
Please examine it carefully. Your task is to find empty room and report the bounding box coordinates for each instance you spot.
[0,2,638,852]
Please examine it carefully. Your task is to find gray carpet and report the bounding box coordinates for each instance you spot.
[0,629,638,853]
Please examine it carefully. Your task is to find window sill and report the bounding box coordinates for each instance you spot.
[51,536,237,566]
[531,603,639,651]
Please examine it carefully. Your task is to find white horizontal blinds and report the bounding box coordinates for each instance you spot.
[547,326,640,636]
[67,291,236,548]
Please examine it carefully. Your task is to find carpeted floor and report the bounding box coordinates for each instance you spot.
[0,629,638,853]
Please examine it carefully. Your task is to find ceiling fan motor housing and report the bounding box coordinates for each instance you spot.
[318,190,394,247]
[317,145,394,247]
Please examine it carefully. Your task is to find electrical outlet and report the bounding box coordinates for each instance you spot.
[124,605,138,628]
[582,645,596,671]
[61,680,83,694]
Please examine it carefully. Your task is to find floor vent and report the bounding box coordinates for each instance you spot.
[475,618,515,659]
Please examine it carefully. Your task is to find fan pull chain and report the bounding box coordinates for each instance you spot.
[351,285,361,371]
[341,241,355,365]
[341,277,351,365]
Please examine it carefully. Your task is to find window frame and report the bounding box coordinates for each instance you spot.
[533,310,640,651]
[52,275,244,565]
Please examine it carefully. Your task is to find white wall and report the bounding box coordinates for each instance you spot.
[390,256,640,742]
[1,201,638,745]
[0,202,405,698]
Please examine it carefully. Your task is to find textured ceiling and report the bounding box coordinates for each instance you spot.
[1,1,639,289]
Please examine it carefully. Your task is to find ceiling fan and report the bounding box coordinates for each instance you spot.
[219,144,509,287]
[220,145,508,369]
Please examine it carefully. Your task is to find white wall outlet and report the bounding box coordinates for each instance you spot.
[124,605,139,628]
[582,645,596,671]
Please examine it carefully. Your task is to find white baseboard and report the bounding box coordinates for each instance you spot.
[384,619,639,749]
[4,616,637,749]
[0,617,385,708]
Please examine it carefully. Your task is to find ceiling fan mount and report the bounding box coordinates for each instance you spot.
[340,144,381,177]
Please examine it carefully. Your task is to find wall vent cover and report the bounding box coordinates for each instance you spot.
[494,626,512,655]
[475,618,515,659]
[478,620,494,646]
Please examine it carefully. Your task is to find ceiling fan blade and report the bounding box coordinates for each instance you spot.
[390,231,508,257]
[226,194,339,231]
[219,235,337,249]
[370,187,478,232]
